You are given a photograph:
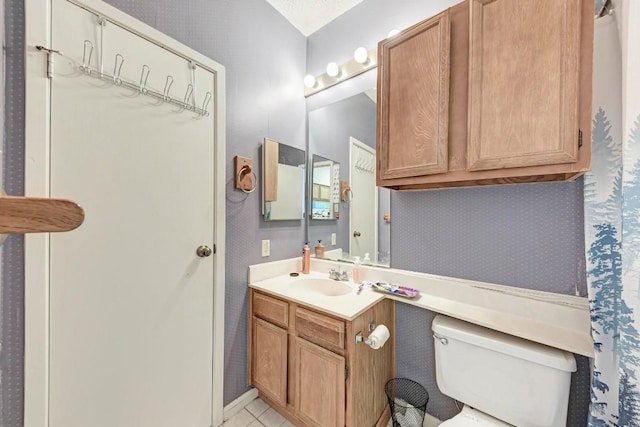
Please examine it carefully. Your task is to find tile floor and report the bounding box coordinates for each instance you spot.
[222,398,295,427]
[223,396,431,427]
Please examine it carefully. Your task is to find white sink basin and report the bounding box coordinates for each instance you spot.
[293,278,353,296]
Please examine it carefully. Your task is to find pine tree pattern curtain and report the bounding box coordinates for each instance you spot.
[585,2,640,425]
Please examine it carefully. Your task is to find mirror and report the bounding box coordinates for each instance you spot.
[311,154,339,220]
[262,138,306,221]
[308,89,391,266]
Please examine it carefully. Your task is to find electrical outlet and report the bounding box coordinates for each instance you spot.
[261,240,270,257]
[331,233,337,246]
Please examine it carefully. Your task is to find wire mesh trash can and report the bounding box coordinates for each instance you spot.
[385,378,429,427]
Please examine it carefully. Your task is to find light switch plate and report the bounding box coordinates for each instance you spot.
[331,233,337,246]
[261,240,270,257]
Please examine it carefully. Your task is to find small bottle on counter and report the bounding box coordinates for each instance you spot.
[315,240,325,258]
[353,256,361,284]
[302,242,311,274]
[363,253,371,265]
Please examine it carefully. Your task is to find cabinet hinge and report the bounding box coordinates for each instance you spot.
[578,129,583,149]
[213,244,217,254]
[345,365,349,380]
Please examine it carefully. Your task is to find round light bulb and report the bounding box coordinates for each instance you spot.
[387,29,400,38]
[304,74,316,88]
[354,47,369,64]
[326,62,340,77]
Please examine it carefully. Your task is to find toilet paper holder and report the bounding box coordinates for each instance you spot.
[355,322,380,345]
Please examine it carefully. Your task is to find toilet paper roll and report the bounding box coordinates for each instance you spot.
[367,324,390,349]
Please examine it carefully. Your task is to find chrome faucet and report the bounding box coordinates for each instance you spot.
[329,267,349,281]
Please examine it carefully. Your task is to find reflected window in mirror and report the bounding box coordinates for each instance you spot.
[262,138,306,221]
[311,155,339,220]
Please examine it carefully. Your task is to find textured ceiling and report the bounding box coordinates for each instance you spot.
[266,0,364,36]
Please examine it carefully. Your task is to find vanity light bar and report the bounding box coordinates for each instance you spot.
[304,47,378,97]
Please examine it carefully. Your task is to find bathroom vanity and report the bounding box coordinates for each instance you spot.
[248,257,593,426]
[248,275,394,427]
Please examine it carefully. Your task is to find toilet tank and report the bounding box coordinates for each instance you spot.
[432,315,576,427]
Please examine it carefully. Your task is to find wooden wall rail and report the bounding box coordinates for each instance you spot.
[0,196,85,234]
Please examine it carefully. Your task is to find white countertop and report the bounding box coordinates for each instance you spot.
[248,257,594,358]
[249,270,385,321]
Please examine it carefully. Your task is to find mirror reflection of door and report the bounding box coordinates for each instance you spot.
[350,137,377,261]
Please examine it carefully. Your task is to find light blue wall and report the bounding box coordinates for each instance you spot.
[1,0,26,424]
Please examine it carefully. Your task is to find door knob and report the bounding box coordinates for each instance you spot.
[196,245,213,257]
[353,231,361,238]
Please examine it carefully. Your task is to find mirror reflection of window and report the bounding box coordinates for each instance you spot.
[311,155,338,220]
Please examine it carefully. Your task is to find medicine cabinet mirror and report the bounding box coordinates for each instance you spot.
[307,87,391,267]
[262,138,306,221]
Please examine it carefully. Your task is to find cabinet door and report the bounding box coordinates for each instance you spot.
[293,337,345,427]
[467,0,582,171]
[377,10,451,181]
[252,317,288,407]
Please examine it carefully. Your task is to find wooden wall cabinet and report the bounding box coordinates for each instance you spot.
[377,10,451,180]
[376,0,594,190]
[248,289,395,427]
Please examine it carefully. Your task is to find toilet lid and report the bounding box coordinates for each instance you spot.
[439,406,513,427]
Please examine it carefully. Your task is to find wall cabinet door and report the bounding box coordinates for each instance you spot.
[377,10,451,182]
[252,317,288,407]
[375,0,592,190]
[467,0,582,171]
[293,337,345,427]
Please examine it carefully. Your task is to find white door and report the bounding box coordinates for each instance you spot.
[349,137,377,261]
[48,1,216,426]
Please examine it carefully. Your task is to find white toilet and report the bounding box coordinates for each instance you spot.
[431,315,577,427]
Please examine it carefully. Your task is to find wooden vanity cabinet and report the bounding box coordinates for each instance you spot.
[376,0,594,190]
[252,317,288,407]
[293,337,346,426]
[251,292,290,406]
[248,289,395,427]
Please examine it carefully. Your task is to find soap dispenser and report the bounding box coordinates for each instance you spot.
[302,242,311,274]
[315,240,325,258]
[363,253,371,265]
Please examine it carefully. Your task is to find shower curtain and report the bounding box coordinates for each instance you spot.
[585,1,640,425]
